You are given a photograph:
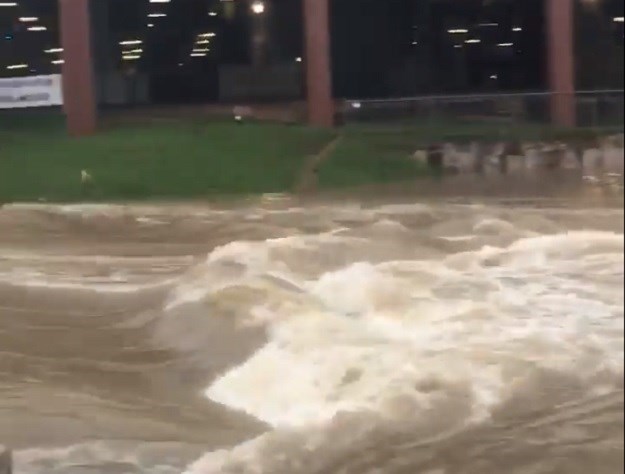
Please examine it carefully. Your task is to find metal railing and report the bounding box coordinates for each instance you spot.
[340,90,624,130]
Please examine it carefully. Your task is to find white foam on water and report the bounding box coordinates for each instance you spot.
[164,233,357,311]
[2,203,127,215]
[181,226,624,473]
[0,268,179,293]
[0,252,194,265]
[13,441,196,474]
[0,252,192,293]
[440,235,475,242]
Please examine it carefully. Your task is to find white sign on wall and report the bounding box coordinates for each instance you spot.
[0,74,63,109]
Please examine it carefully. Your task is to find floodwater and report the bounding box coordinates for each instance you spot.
[0,180,623,474]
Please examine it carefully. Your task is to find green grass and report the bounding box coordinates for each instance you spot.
[1,111,620,202]
[315,119,622,189]
[1,113,333,202]
[316,132,428,188]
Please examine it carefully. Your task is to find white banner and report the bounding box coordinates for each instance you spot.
[0,74,63,109]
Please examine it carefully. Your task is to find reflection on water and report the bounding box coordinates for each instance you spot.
[0,185,623,474]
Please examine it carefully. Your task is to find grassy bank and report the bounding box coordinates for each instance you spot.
[1,113,335,202]
[0,112,431,202]
[1,111,618,202]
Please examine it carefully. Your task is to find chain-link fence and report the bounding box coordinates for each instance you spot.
[341,90,624,131]
[323,90,623,187]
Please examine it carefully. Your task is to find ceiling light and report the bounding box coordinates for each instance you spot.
[497,43,514,47]
[7,64,28,69]
[19,16,38,22]
[147,13,166,17]
[465,39,481,44]
[512,27,523,32]
[448,29,468,34]
[0,2,18,6]
[614,17,624,23]
[27,26,47,31]
[44,47,63,53]
[251,1,265,14]
[52,59,64,65]
[119,40,142,45]
[122,54,141,60]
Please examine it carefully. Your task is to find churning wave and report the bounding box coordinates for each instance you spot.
[4,201,623,474]
[168,214,623,473]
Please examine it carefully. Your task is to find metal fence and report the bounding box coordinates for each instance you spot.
[341,90,624,130]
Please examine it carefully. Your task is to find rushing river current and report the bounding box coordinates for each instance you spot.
[1,186,623,474]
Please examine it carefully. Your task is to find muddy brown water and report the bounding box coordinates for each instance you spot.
[0,177,623,473]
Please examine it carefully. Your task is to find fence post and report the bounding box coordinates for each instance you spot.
[592,97,599,128]
[0,445,11,474]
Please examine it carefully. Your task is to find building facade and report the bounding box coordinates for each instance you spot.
[56,0,574,135]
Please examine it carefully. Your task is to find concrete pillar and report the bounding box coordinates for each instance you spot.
[303,0,334,127]
[546,0,576,127]
[59,0,97,136]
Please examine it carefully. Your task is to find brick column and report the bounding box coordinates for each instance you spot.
[59,0,97,136]
[546,0,576,127]
[303,0,334,127]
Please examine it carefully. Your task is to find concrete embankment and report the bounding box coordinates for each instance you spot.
[413,134,624,179]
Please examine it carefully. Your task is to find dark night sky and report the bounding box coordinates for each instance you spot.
[1,0,623,101]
